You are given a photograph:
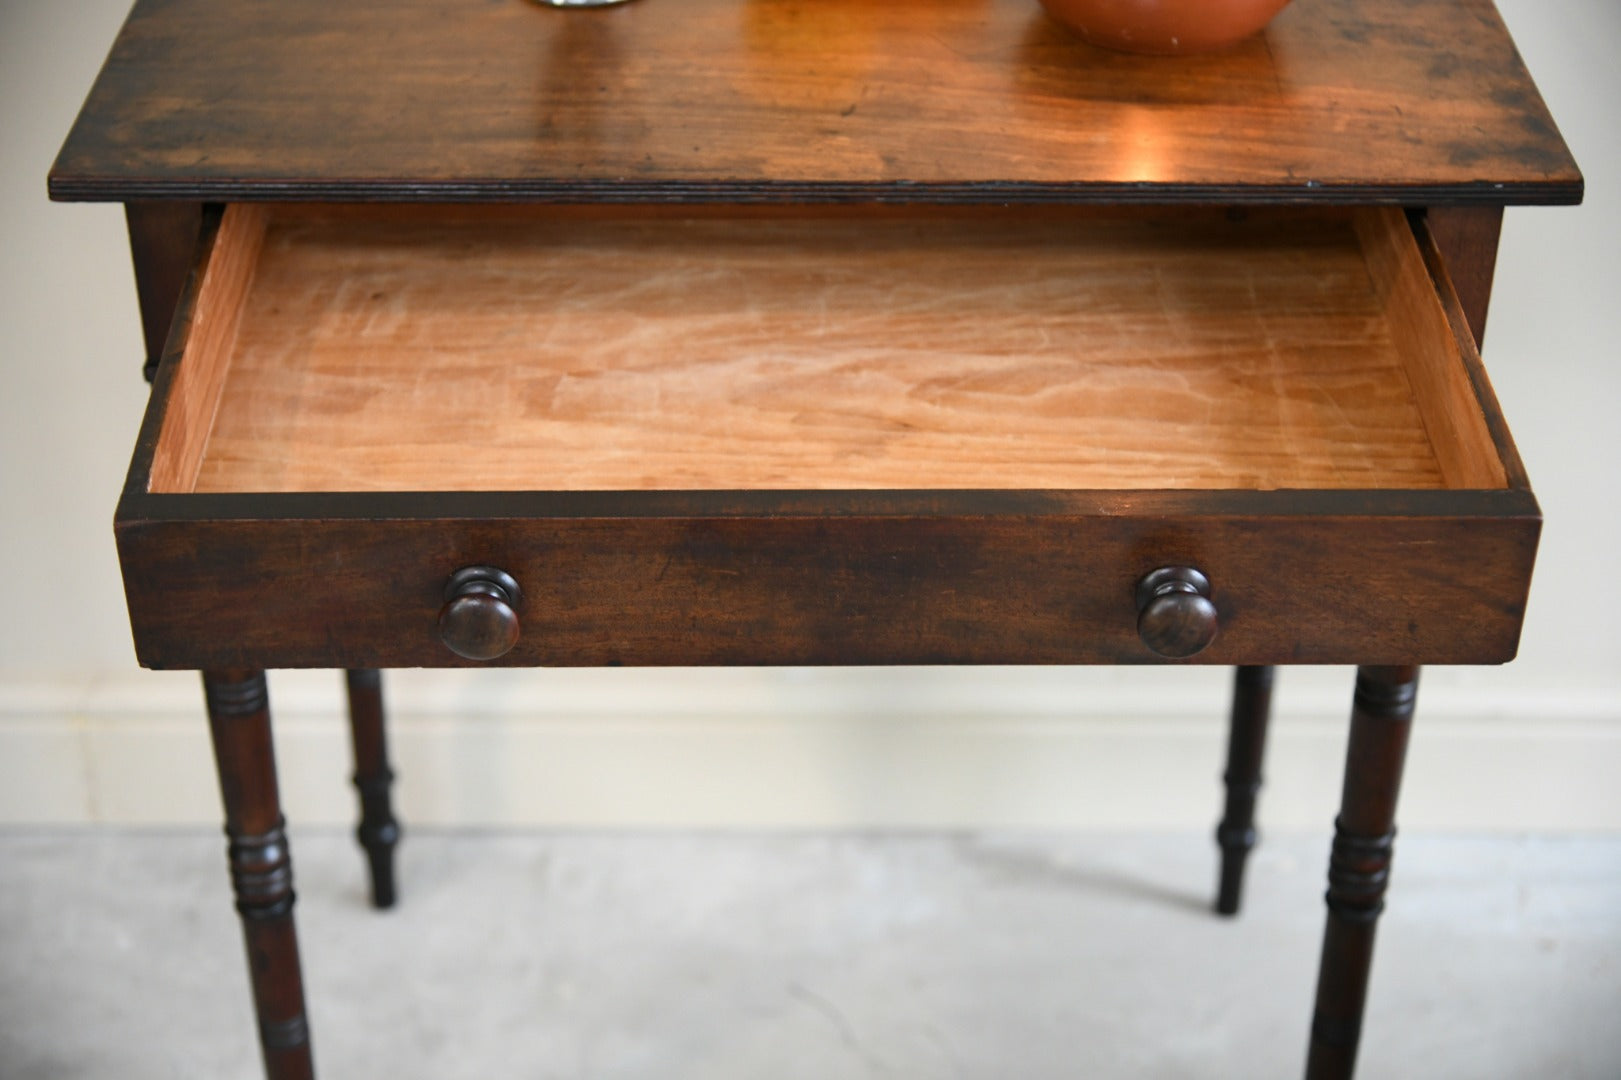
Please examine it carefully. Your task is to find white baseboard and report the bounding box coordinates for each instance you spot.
[3,668,1618,830]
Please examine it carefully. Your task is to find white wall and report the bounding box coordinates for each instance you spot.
[2,0,1617,830]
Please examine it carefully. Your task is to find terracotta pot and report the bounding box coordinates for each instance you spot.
[1037,0,1294,55]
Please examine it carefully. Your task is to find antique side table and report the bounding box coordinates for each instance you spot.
[50,1,1580,1077]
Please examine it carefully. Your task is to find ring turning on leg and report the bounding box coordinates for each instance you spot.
[1216,664,1275,916]
[345,669,401,909]
[1306,665,1419,1080]
[203,670,316,1080]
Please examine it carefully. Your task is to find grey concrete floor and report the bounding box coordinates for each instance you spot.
[1,830,1617,1079]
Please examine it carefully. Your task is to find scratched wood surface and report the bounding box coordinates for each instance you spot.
[159,204,1504,495]
[50,0,1580,205]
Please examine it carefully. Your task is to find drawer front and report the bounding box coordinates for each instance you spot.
[115,204,1540,670]
[116,491,1537,669]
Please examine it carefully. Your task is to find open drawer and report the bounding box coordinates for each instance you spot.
[116,204,1538,669]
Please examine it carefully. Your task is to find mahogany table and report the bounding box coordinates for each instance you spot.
[51,1,1581,1077]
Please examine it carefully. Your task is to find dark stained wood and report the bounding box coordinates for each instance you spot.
[344,669,400,910]
[50,0,1580,206]
[438,568,523,662]
[202,671,315,1080]
[114,490,1539,670]
[1424,207,1505,350]
[124,202,202,381]
[1307,665,1419,1079]
[1215,665,1275,916]
[1134,567,1219,659]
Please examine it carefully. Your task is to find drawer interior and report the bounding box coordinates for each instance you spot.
[149,204,1509,495]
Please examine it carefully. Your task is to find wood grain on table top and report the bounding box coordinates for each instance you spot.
[52,0,1580,205]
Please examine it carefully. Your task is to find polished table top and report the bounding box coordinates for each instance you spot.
[50,0,1580,205]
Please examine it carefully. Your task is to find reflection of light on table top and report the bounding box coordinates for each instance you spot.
[1115,105,1169,183]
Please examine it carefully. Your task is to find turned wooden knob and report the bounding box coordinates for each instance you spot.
[1135,567,1219,659]
[438,566,522,661]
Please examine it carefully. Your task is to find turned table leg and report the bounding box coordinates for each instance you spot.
[344,669,401,909]
[1305,665,1419,1080]
[1216,664,1275,916]
[204,671,316,1080]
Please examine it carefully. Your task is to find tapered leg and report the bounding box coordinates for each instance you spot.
[203,671,315,1080]
[344,669,400,909]
[1305,666,1419,1080]
[1215,665,1275,916]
